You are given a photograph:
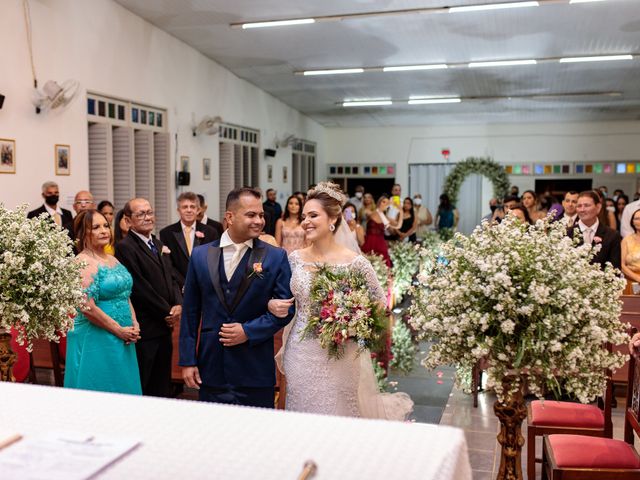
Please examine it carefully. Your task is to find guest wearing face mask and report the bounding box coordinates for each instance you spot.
[349,185,365,213]
[28,181,74,239]
[413,193,433,240]
[481,198,499,223]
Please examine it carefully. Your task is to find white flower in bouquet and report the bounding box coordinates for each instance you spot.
[409,214,627,403]
[389,242,421,301]
[0,204,84,350]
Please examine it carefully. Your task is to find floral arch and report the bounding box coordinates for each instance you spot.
[442,157,510,206]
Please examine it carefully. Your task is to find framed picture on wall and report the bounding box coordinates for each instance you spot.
[0,138,16,174]
[203,158,211,180]
[55,144,70,175]
[283,166,288,183]
[267,164,273,183]
[181,155,190,172]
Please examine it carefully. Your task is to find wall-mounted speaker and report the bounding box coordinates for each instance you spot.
[264,148,276,158]
[0,94,5,110]
[177,171,191,186]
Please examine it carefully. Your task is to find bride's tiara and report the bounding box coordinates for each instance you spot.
[310,182,347,205]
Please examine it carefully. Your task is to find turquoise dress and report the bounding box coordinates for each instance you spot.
[64,263,142,395]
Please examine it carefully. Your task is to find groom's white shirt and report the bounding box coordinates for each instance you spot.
[219,230,254,280]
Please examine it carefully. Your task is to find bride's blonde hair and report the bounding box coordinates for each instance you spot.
[306,182,346,234]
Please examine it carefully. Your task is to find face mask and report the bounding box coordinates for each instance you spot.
[44,195,59,206]
[607,206,615,213]
[490,205,497,213]
[612,195,619,202]
[355,192,363,199]
[413,198,422,206]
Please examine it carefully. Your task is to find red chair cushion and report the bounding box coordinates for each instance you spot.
[548,434,640,469]
[9,328,30,383]
[530,400,604,428]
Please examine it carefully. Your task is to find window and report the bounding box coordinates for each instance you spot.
[87,92,171,229]
[292,139,316,193]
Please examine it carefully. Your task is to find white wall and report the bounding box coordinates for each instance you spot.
[0,0,325,221]
[325,121,640,209]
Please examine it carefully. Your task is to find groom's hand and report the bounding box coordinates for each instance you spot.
[220,323,248,347]
[182,366,201,389]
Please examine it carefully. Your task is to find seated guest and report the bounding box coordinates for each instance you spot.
[561,191,579,227]
[621,209,640,288]
[196,194,224,238]
[64,209,142,395]
[398,197,418,242]
[98,200,116,254]
[275,195,307,254]
[113,209,129,244]
[160,192,218,289]
[569,190,621,270]
[27,181,73,237]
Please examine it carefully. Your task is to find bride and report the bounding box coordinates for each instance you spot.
[270,182,413,420]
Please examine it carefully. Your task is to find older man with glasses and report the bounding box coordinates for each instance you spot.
[72,190,95,214]
[115,198,182,397]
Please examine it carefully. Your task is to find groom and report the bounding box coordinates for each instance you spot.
[179,187,294,407]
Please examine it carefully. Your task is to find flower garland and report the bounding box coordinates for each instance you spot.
[0,205,84,350]
[409,215,627,403]
[389,319,417,375]
[443,157,510,207]
[389,242,421,302]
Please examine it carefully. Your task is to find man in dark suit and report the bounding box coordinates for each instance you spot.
[180,187,294,408]
[262,188,281,236]
[27,181,73,238]
[160,192,218,290]
[196,194,224,238]
[115,198,182,397]
[569,190,621,270]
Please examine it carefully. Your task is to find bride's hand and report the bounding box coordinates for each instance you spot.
[268,298,294,318]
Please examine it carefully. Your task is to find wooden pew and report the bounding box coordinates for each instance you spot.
[613,295,640,385]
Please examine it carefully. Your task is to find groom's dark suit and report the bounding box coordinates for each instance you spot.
[179,238,294,407]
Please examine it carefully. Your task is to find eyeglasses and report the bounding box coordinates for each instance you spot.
[131,210,154,219]
[74,200,94,205]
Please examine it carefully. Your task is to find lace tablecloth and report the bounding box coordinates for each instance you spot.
[0,383,471,479]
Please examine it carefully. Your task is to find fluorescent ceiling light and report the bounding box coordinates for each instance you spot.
[343,100,392,107]
[569,0,606,3]
[559,55,633,63]
[469,59,537,68]
[242,18,315,29]
[383,64,448,72]
[303,68,364,76]
[449,1,539,13]
[408,97,461,105]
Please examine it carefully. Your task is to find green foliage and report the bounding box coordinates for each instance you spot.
[389,319,417,375]
[443,157,510,207]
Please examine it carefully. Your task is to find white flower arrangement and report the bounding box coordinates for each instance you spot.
[364,253,390,291]
[389,318,417,376]
[0,205,84,351]
[408,214,628,403]
[389,242,421,302]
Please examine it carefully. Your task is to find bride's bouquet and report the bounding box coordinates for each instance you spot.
[302,264,387,360]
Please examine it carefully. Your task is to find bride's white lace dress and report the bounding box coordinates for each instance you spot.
[282,250,413,420]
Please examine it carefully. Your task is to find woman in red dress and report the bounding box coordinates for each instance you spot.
[361,195,396,267]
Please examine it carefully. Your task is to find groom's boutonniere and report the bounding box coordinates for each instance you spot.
[195,231,204,239]
[161,246,171,255]
[248,262,264,279]
[593,236,603,244]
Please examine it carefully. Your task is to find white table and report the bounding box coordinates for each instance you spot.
[0,383,471,479]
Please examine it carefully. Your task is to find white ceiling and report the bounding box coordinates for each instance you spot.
[114,0,640,127]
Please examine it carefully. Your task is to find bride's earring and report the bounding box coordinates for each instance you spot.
[329,223,335,232]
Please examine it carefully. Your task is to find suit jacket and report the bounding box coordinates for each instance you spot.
[159,221,218,289]
[115,233,182,340]
[568,222,621,270]
[179,238,294,388]
[27,204,74,238]
[204,218,224,238]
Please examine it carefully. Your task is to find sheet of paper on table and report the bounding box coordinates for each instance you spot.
[0,431,140,480]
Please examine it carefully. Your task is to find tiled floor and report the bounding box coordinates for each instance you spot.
[441,387,629,480]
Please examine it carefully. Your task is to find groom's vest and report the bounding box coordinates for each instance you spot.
[218,248,252,308]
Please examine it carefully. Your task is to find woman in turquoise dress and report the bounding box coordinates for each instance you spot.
[64,209,142,394]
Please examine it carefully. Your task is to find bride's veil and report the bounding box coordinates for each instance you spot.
[334,216,361,254]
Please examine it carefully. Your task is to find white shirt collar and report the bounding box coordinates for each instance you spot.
[131,229,153,243]
[219,230,253,250]
[578,218,599,233]
[44,203,62,216]
[181,221,196,232]
[200,215,209,224]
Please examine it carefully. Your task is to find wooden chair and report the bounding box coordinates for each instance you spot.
[29,338,65,386]
[527,374,613,480]
[540,350,640,479]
